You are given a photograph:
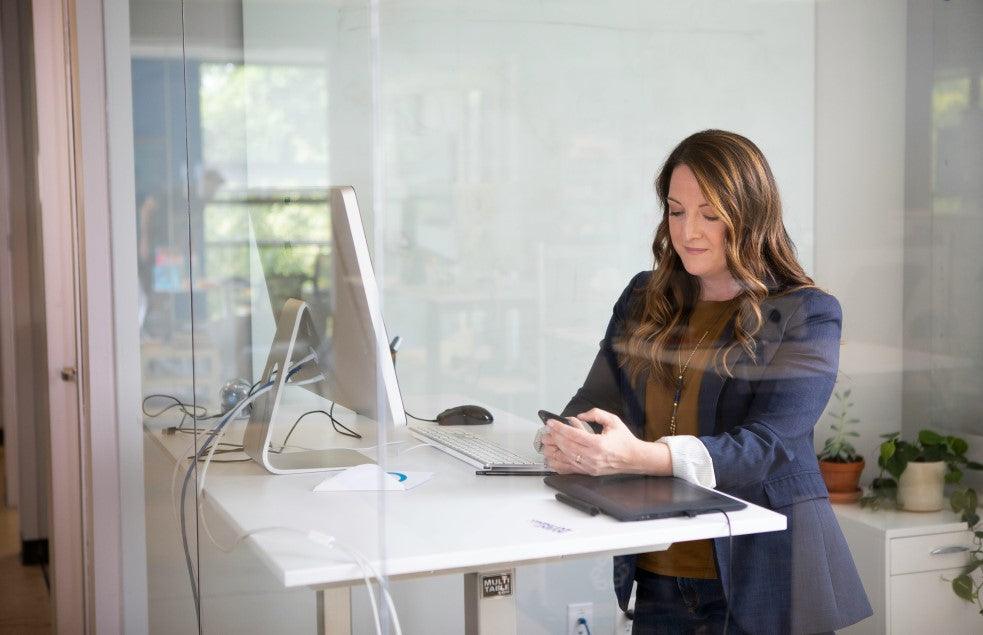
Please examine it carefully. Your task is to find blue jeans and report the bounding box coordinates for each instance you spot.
[631,569,744,635]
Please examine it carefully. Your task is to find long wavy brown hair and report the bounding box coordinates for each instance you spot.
[622,129,814,385]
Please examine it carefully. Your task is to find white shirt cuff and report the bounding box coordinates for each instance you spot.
[657,435,716,489]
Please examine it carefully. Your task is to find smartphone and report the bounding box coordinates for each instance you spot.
[537,410,596,433]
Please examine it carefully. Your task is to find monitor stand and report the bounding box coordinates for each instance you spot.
[242,299,375,474]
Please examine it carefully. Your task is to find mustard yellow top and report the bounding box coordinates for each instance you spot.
[635,298,740,579]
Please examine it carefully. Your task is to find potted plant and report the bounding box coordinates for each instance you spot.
[861,429,983,610]
[865,430,982,512]
[817,388,864,503]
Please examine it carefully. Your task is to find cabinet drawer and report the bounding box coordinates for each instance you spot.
[890,531,974,575]
[890,568,982,634]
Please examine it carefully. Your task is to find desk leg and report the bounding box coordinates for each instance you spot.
[316,587,352,634]
[464,569,517,635]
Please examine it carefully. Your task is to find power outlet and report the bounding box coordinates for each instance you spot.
[567,602,593,635]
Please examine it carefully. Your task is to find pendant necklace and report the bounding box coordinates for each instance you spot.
[667,304,736,435]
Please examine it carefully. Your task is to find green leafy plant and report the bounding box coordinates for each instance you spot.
[817,388,862,462]
[860,429,983,612]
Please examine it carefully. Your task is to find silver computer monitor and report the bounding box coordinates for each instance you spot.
[328,186,405,428]
[243,186,406,474]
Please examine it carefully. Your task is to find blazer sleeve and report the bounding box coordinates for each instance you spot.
[561,347,624,419]
[561,271,649,422]
[698,290,842,490]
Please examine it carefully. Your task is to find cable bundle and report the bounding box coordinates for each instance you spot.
[168,356,402,634]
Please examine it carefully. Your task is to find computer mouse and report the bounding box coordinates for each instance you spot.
[436,405,494,426]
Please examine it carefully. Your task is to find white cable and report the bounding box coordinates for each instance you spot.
[396,442,432,456]
[192,522,399,635]
[288,351,318,374]
[183,360,355,512]
[198,495,236,554]
[197,511,289,554]
[277,443,318,452]
[307,531,384,635]
[340,440,406,452]
[169,380,269,525]
[196,384,272,500]
[170,434,200,526]
[345,550,384,635]
[340,544,402,635]
[197,419,231,500]
[169,428,241,526]
[172,357,318,622]
[192,497,402,635]
[169,408,241,587]
[194,367,348,501]
[288,373,326,387]
[175,382,273,604]
[304,531,400,635]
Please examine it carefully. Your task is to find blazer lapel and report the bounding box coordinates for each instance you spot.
[697,297,785,437]
[698,320,733,437]
[629,296,789,439]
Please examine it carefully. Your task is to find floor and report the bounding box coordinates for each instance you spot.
[0,445,51,634]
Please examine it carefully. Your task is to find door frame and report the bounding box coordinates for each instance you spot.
[30,0,147,632]
[73,0,149,631]
[30,0,88,629]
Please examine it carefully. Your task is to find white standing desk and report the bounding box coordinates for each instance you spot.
[147,400,786,634]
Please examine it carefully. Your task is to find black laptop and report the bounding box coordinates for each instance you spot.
[544,474,746,521]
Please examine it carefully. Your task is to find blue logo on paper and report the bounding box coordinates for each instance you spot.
[388,471,408,482]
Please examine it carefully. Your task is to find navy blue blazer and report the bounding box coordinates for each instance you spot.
[562,271,872,634]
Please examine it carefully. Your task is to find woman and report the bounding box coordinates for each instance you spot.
[540,130,871,634]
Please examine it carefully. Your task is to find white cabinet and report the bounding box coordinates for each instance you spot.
[834,504,980,634]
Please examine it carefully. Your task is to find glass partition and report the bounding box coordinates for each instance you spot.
[903,0,983,475]
[131,0,392,632]
[377,0,816,439]
[127,0,818,632]
[129,1,200,630]
[372,2,817,633]
[111,0,983,633]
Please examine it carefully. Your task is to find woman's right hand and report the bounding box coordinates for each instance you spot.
[542,408,668,476]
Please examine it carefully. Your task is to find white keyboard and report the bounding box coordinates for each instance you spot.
[408,424,545,471]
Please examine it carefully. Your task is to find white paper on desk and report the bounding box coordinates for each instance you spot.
[313,464,433,492]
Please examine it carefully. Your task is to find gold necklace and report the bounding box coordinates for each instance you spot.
[667,304,735,435]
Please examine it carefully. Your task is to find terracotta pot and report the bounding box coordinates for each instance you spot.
[897,461,945,512]
[819,459,865,504]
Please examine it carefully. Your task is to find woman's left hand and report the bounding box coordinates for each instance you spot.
[541,408,644,476]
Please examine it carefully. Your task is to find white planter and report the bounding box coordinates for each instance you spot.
[897,461,945,512]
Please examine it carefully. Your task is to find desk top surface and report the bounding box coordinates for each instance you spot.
[147,397,786,589]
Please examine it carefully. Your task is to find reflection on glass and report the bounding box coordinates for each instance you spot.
[132,1,344,631]
[135,54,334,400]
[131,8,202,630]
[372,3,818,634]
[200,62,329,190]
[930,64,983,447]
[377,1,817,427]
